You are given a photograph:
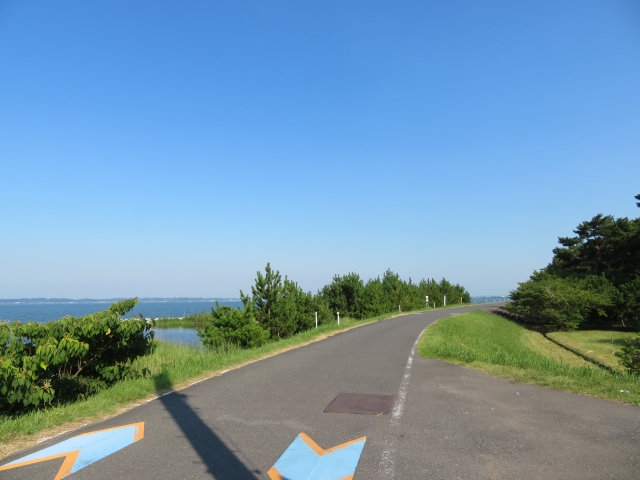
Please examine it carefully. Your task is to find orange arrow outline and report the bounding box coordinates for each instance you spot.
[0,422,144,480]
[0,450,80,480]
[267,432,366,480]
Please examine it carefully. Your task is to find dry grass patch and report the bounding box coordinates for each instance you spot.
[547,330,638,371]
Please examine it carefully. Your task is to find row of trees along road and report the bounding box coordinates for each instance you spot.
[508,194,640,332]
[198,265,471,349]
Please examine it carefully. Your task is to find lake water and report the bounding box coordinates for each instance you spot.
[0,300,244,347]
[153,327,202,346]
[471,296,509,303]
[0,300,244,323]
[0,297,506,346]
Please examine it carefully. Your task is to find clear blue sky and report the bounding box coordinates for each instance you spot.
[1,1,639,298]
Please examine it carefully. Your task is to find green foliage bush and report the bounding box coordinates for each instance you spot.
[321,273,366,318]
[509,194,640,331]
[617,279,640,330]
[240,264,333,338]
[322,269,471,319]
[197,303,269,349]
[506,272,614,330]
[616,336,640,374]
[198,263,471,350]
[0,299,155,414]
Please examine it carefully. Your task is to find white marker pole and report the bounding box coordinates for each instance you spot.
[399,305,401,313]
[426,296,429,309]
[444,295,446,306]
[315,311,318,328]
[337,312,340,325]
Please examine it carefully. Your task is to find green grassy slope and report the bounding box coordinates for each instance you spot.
[418,311,639,404]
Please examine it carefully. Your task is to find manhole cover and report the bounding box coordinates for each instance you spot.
[323,393,395,415]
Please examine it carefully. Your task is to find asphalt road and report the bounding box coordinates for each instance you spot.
[2,304,639,479]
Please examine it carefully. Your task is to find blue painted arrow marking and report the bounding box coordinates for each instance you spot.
[0,422,144,479]
[268,432,366,480]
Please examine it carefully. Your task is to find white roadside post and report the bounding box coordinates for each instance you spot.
[337,312,340,325]
[444,295,446,306]
[315,311,318,328]
[399,305,401,313]
[426,296,429,309]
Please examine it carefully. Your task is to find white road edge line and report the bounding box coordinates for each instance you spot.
[144,371,227,403]
[378,327,426,479]
[37,430,68,444]
[147,391,175,403]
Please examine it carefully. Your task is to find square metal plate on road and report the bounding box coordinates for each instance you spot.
[323,393,395,415]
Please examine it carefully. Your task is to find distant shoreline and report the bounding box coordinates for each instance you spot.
[0,298,241,305]
[0,296,506,305]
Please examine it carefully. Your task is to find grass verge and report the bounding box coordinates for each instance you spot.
[546,330,639,372]
[418,311,639,405]
[0,309,418,458]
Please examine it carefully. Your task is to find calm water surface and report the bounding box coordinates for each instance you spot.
[0,297,505,346]
[0,300,243,323]
[153,327,202,346]
[0,301,245,346]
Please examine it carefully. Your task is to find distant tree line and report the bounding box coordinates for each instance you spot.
[508,194,640,332]
[198,265,471,349]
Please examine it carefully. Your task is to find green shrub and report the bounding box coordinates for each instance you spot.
[234,263,471,342]
[616,279,640,330]
[507,272,614,330]
[197,303,269,349]
[616,336,640,374]
[514,195,640,329]
[322,273,366,318]
[241,264,333,339]
[0,299,155,413]
[321,269,472,319]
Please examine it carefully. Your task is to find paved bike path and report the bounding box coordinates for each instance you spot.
[2,304,639,479]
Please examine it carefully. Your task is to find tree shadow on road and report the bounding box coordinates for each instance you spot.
[153,371,260,479]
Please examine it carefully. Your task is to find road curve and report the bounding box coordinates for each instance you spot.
[2,304,638,479]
